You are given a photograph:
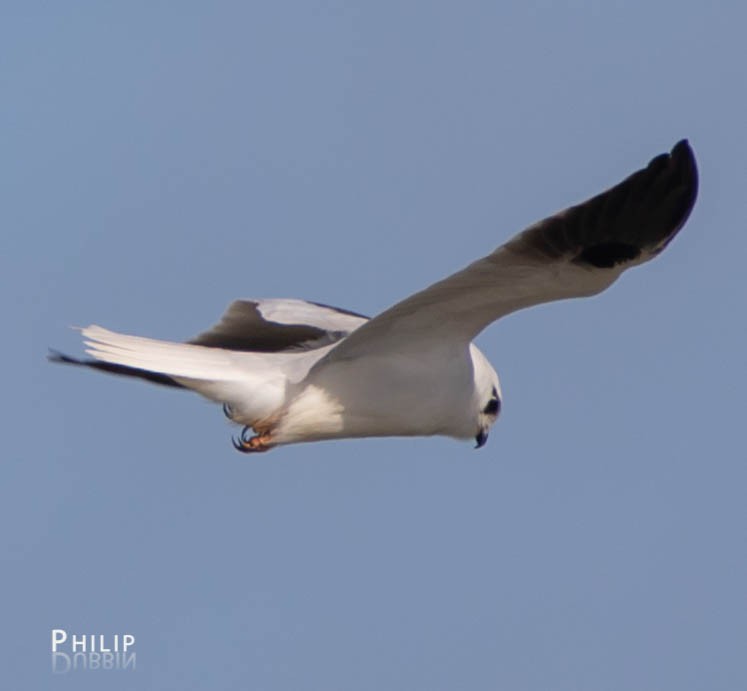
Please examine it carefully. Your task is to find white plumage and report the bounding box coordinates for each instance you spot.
[53,140,698,453]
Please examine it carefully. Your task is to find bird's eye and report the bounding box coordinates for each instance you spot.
[483,398,500,416]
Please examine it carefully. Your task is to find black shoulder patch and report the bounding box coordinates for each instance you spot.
[575,242,641,269]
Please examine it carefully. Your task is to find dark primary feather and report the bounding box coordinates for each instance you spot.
[510,139,698,266]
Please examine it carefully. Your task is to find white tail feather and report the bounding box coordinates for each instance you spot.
[82,325,240,381]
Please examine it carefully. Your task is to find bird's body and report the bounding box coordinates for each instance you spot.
[74,314,496,448]
[53,140,698,453]
[282,341,493,444]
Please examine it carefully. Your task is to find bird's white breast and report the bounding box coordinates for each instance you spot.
[273,344,482,445]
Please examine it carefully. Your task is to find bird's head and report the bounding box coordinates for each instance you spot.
[470,345,502,449]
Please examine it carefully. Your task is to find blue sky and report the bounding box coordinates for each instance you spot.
[3,2,746,689]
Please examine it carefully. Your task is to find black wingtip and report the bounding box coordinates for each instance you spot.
[672,138,692,155]
[580,137,699,266]
[640,137,698,231]
[675,137,698,189]
[670,138,697,184]
[662,138,698,240]
[667,139,697,183]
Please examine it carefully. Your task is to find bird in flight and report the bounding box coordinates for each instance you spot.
[52,140,698,453]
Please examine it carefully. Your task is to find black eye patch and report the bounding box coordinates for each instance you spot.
[483,398,501,416]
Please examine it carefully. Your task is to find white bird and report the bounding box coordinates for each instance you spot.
[52,140,698,453]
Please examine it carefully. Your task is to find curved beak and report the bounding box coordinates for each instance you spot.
[474,428,489,449]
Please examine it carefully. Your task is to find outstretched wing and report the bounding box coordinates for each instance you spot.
[326,140,698,362]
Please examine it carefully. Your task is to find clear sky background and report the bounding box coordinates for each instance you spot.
[3,2,746,690]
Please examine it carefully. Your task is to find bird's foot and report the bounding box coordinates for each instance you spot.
[232,426,274,453]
